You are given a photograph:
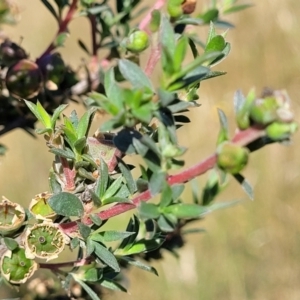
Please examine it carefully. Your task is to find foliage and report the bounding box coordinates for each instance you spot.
[0,0,297,299]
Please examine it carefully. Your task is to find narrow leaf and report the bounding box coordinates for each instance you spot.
[120,256,158,276]
[100,279,127,292]
[77,110,94,139]
[118,59,153,91]
[51,104,68,128]
[95,159,109,198]
[233,173,254,200]
[36,101,52,128]
[72,277,101,300]
[49,147,75,159]
[94,242,120,272]
[118,159,137,194]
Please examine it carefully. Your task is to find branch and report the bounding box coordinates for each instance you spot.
[88,13,98,57]
[60,127,265,235]
[39,0,78,59]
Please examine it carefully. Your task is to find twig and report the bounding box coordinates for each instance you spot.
[60,157,76,191]
[139,0,166,77]
[60,127,266,235]
[88,13,98,57]
[144,43,161,77]
[39,0,78,59]
[138,0,166,32]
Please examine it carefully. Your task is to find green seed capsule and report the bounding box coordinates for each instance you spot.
[126,30,149,53]
[249,97,279,125]
[217,142,249,174]
[266,122,298,141]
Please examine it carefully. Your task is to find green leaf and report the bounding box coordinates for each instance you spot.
[157,215,175,232]
[104,68,124,108]
[86,238,95,257]
[138,202,160,220]
[118,59,153,91]
[102,176,123,202]
[49,147,75,160]
[160,14,176,57]
[74,137,87,154]
[48,192,84,217]
[160,184,173,208]
[233,173,254,200]
[118,159,137,194]
[51,104,68,129]
[120,256,158,276]
[223,4,253,14]
[167,52,222,89]
[217,108,229,144]
[92,231,134,243]
[3,237,18,251]
[100,279,127,292]
[207,200,241,212]
[48,170,62,194]
[94,242,120,272]
[78,222,91,240]
[95,160,109,198]
[78,39,91,55]
[54,32,69,47]
[77,110,94,139]
[24,100,44,125]
[163,203,208,218]
[199,8,219,24]
[63,117,78,146]
[72,276,101,300]
[0,144,7,156]
[70,237,80,250]
[149,171,166,196]
[90,213,103,226]
[41,0,58,21]
[205,35,226,52]
[36,101,52,128]
[206,21,217,44]
[131,104,154,123]
[171,184,185,200]
[202,170,220,205]
[116,236,164,256]
[173,36,188,72]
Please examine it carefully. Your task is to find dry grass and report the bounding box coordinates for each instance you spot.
[1,0,300,299]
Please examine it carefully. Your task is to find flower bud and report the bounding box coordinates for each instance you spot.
[125,30,149,53]
[217,142,249,174]
[24,222,69,261]
[1,247,39,284]
[0,197,25,236]
[167,0,184,18]
[249,97,279,125]
[266,121,298,141]
[5,59,43,99]
[29,192,57,221]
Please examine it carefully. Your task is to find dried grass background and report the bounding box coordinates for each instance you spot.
[1,0,300,299]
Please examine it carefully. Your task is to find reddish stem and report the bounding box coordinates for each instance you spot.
[60,127,265,235]
[138,0,166,32]
[144,44,161,77]
[60,157,76,191]
[39,0,78,59]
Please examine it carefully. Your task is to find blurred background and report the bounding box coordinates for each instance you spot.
[1,0,300,299]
